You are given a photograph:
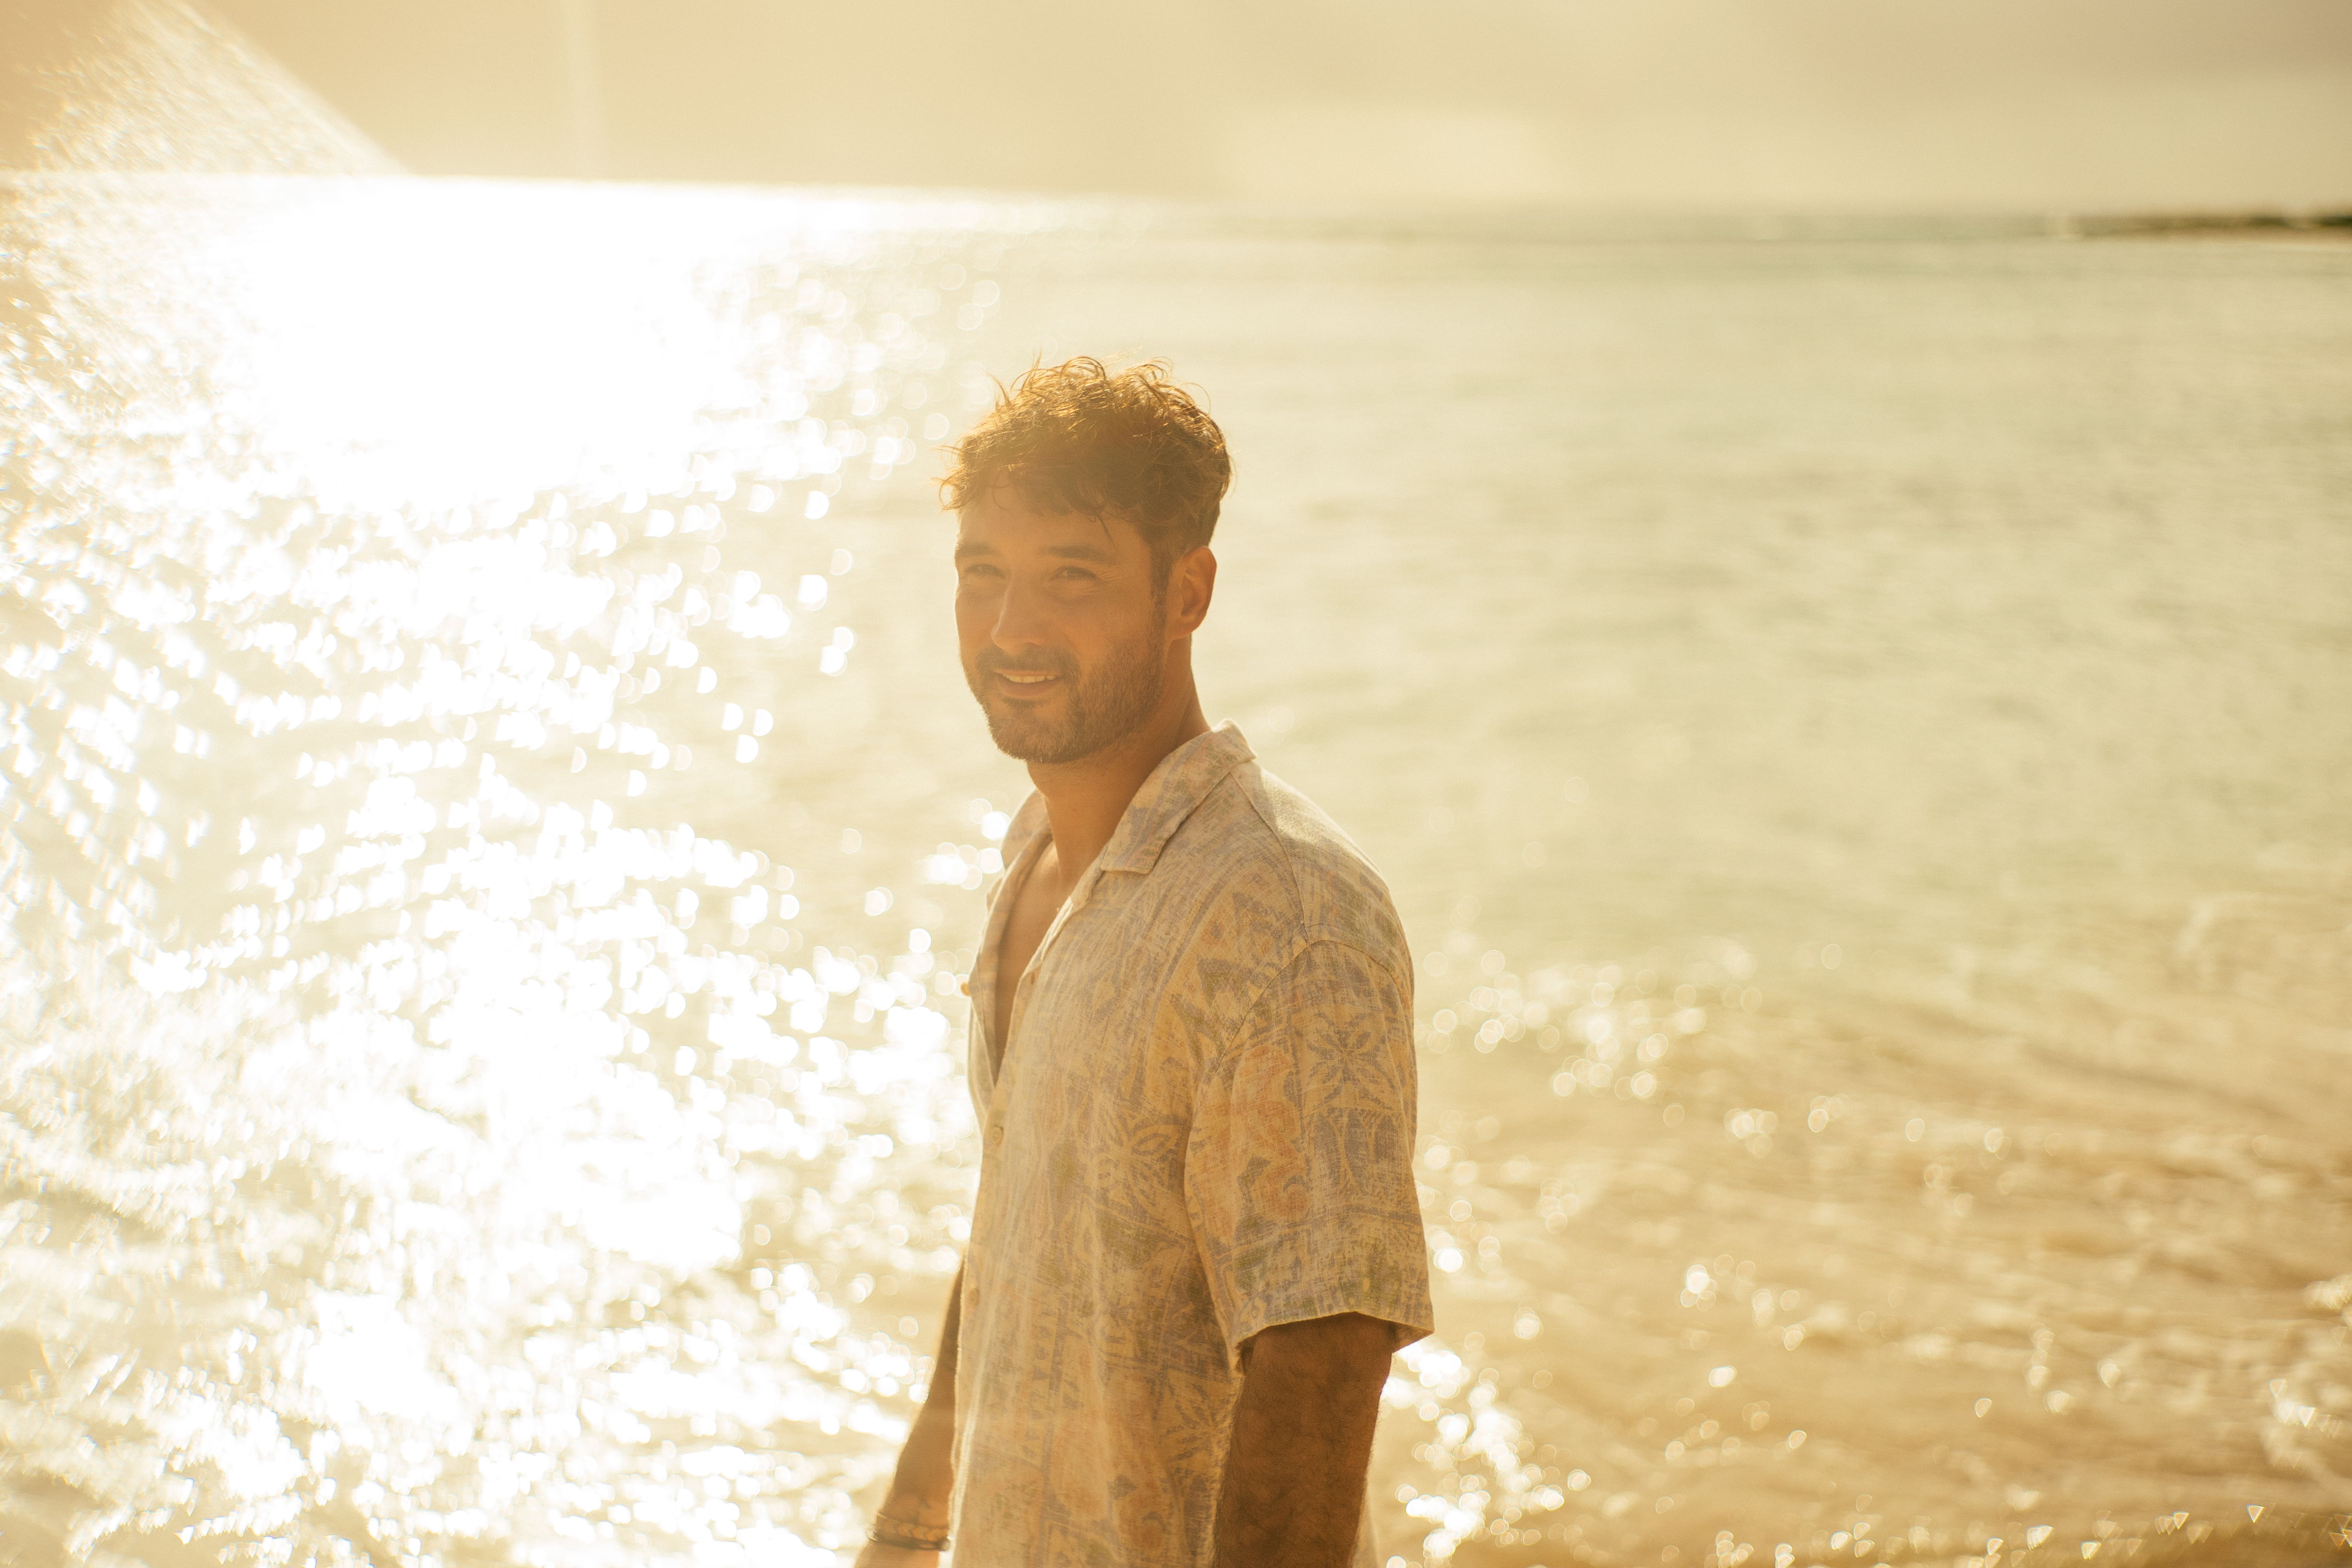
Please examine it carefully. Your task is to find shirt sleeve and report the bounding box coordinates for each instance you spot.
[1184,937,1434,1369]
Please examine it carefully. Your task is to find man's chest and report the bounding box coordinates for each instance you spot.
[986,900,1216,1160]
[982,952,1204,1246]
[975,830,1279,1140]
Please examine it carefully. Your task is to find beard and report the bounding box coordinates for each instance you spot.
[966,618,1167,766]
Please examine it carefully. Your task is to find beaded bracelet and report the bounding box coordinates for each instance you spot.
[868,1511,951,1553]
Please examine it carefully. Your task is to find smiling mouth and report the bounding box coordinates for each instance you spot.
[993,670,1059,687]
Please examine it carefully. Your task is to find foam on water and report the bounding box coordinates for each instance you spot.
[5,162,2352,1568]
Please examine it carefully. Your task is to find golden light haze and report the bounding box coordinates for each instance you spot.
[6,0,2352,1561]
[196,0,2352,210]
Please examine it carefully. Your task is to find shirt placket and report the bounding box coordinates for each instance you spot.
[969,824,1047,1085]
[981,851,1113,1154]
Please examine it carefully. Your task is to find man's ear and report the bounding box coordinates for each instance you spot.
[1167,546,1216,639]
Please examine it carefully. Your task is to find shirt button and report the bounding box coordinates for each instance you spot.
[986,1123,1004,1146]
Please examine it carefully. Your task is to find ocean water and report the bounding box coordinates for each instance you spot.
[4,167,2350,1568]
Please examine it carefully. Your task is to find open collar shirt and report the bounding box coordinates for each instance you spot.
[952,721,1434,1568]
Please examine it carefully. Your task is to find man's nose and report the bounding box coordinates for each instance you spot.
[989,574,1053,650]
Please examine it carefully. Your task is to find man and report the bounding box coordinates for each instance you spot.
[857,358,1432,1568]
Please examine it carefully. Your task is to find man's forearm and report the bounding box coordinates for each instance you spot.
[880,1264,963,1523]
[1213,1313,1393,1568]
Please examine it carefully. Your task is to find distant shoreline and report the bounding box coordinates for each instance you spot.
[6,171,2348,249]
[2068,209,2352,240]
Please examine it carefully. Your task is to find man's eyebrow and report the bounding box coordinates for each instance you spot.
[952,538,1122,565]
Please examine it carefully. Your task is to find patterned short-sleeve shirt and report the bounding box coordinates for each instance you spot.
[952,722,1434,1567]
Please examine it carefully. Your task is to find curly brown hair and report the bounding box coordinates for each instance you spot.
[939,357,1232,581]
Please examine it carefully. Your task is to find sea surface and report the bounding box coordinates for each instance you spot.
[4,168,2350,1568]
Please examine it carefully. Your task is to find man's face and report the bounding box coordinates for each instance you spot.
[954,487,1169,766]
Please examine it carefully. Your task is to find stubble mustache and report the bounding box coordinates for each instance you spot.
[973,649,1077,686]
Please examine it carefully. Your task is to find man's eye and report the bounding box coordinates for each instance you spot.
[1054,568,1097,582]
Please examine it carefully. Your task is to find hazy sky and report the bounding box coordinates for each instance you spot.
[83,0,2352,206]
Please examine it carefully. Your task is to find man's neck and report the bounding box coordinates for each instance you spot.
[1027,678,1210,899]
